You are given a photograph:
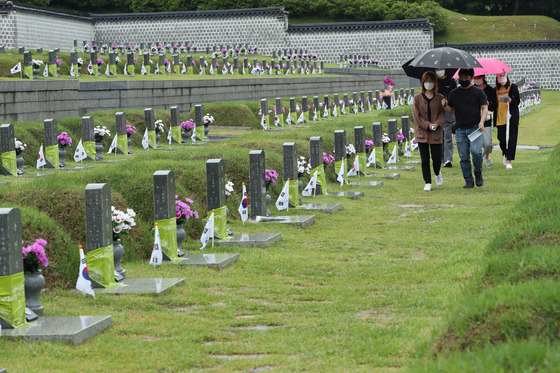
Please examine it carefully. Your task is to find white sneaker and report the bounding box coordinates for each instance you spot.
[486,157,493,168]
[435,174,443,186]
[503,156,508,166]
[506,163,512,170]
[424,183,432,191]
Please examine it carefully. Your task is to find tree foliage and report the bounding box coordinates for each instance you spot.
[438,0,560,21]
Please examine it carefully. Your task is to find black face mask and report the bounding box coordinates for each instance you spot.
[459,79,471,88]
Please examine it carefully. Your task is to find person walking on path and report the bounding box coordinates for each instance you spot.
[436,68,457,168]
[494,72,520,170]
[413,71,446,191]
[442,68,488,189]
[473,75,498,168]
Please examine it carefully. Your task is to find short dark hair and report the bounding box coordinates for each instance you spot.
[458,68,474,79]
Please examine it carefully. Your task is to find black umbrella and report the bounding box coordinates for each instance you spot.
[407,47,482,70]
[401,58,457,80]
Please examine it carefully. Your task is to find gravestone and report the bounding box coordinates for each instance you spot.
[375,90,380,104]
[302,96,309,122]
[282,142,299,208]
[262,59,267,71]
[144,108,156,149]
[1,124,17,176]
[37,48,43,54]
[70,51,78,66]
[169,106,181,144]
[310,137,325,195]
[388,119,398,143]
[153,171,179,261]
[158,55,166,74]
[360,91,366,110]
[81,116,96,161]
[23,52,32,79]
[114,112,128,155]
[411,88,415,97]
[401,116,410,141]
[243,58,248,69]
[272,50,277,58]
[85,183,124,287]
[323,95,330,115]
[199,56,204,73]
[18,47,24,54]
[334,94,340,107]
[253,58,258,67]
[0,208,25,328]
[194,104,205,140]
[127,53,134,75]
[186,56,193,73]
[354,126,367,175]
[320,61,324,72]
[372,122,383,169]
[90,52,98,75]
[173,55,180,73]
[286,60,291,72]
[368,91,373,108]
[343,94,349,108]
[334,130,346,163]
[206,159,231,240]
[260,99,268,119]
[108,53,116,76]
[0,46,4,54]
[249,150,267,219]
[0,208,113,343]
[43,119,59,169]
[289,98,297,124]
[352,92,358,112]
[275,98,284,125]
[400,88,404,98]
[313,96,320,119]
[143,53,151,75]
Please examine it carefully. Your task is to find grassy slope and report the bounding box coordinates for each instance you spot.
[0,92,558,371]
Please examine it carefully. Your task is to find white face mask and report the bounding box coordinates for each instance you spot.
[424,82,435,91]
[474,78,484,86]
[435,70,445,77]
[498,76,507,84]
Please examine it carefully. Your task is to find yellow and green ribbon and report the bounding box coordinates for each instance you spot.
[45,144,59,169]
[195,126,205,141]
[357,152,367,174]
[117,134,128,154]
[212,206,229,240]
[86,245,126,288]
[84,141,96,160]
[288,179,299,207]
[148,130,156,148]
[335,159,348,184]
[92,64,99,76]
[155,217,178,261]
[48,64,57,77]
[375,147,383,168]
[174,65,180,74]
[2,150,17,176]
[311,164,327,194]
[171,126,182,143]
[127,64,135,76]
[0,272,28,328]
[23,65,32,79]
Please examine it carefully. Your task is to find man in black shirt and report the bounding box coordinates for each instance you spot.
[442,69,488,188]
[436,68,457,168]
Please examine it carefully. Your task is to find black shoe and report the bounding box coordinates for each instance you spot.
[475,172,484,187]
[443,161,452,168]
[463,178,474,189]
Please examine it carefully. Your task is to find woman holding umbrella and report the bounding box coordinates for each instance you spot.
[412,71,445,191]
[494,72,520,169]
[473,74,498,168]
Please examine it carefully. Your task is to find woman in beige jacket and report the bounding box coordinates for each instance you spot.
[413,71,446,191]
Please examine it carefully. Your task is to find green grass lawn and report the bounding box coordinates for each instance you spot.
[0,93,558,371]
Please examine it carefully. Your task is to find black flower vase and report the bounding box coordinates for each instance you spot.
[113,239,126,280]
[58,147,66,168]
[182,130,191,143]
[127,135,132,154]
[24,271,45,316]
[176,223,186,257]
[156,133,161,148]
[204,124,210,140]
[95,141,103,161]
[16,154,24,175]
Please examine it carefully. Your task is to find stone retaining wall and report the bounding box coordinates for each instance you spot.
[0,74,408,123]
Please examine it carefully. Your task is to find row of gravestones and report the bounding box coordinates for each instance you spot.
[0,105,208,176]
[12,49,325,78]
[0,114,418,349]
[259,88,414,129]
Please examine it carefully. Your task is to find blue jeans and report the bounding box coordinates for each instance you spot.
[455,127,483,180]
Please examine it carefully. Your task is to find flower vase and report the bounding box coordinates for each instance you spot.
[58,148,66,168]
[156,134,161,148]
[57,67,60,77]
[182,130,191,143]
[298,179,303,205]
[176,223,186,257]
[382,96,391,109]
[95,141,103,161]
[97,64,102,76]
[24,271,45,316]
[113,239,126,280]
[265,192,272,217]
[16,154,24,175]
[32,68,40,79]
[204,124,210,139]
[127,135,132,154]
[398,143,404,157]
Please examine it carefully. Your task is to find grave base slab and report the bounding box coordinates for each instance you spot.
[0,315,111,345]
[95,277,185,295]
[349,181,384,188]
[60,166,94,171]
[217,233,281,247]
[386,166,415,171]
[326,191,364,199]
[295,203,342,214]
[251,215,315,228]
[367,173,400,180]
[169,253,239,269]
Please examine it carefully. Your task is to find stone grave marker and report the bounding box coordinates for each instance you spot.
[37,48,43,54]
[388,119,398,143]
[401,116,410,141]
[143,53,151,75]
[313,96,320,120]
[276,98,284,126]
[194,104,205,140]
[153,171,180,261]
[323,95,330,117]
[1,124,17,176]
[310,137,326,195]
[360,91,366,111]
[43,119,59,169]
[352,92,358,113]
[375,90,380,105]
[158,54,166,74]
[127,53,135,75]
[81,116,96,161]
[371,122,383,169]
[0,208,113,343]
[108,52,117,76]
[411,88,415,97]
[144,108,156,149]
[85,183,124,287]
[289,98,297,124]
[114,112,128,155]
[18,47,24,54]
[90,52,98,76]
[169,106,181,144]
[173,54,180,74]
[343,94,349,112]
[0,46,5,54]
[302,96,309,122]
[282,142,299,208]
[354,126,367,175]
[368,91,373,110]
[23,51,32,79]
[206,159,230,241]
[260,99,268,123]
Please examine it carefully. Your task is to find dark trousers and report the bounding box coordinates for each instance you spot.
[497,124,518,161]
[418,142,442,184]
